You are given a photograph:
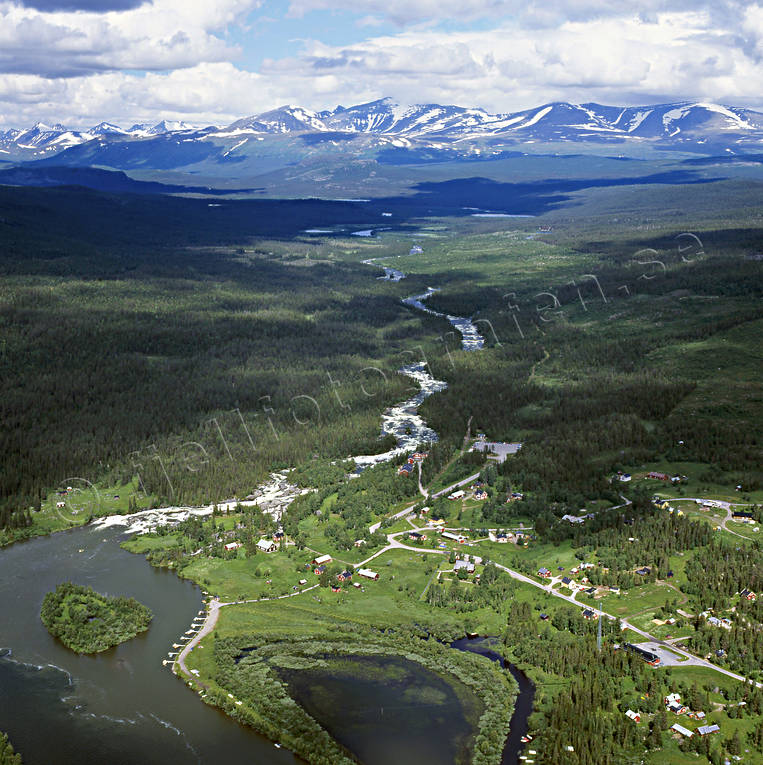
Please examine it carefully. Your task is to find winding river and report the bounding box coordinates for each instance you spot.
[0,252,536,765]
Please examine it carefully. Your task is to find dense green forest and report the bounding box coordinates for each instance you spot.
[40,582,153,653]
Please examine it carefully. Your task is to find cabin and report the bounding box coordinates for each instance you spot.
[696,724,720,736]
[539,613,549,620]
[474,489,488,500]
[442,531,466,543]
[352,582,362,588]
[561,576,573,586]
[357,568,379,581]
[740,588,757,601]
[314,565,327,575]
[224,541,242,552]
[337,570,353,582]
[581,608,598,620]
[665,693,681,706]
[585,586,597,596]
[635,566,651,576]
[671,723,693,738]
[646,472,670,481]
[625,710,641,723]
[732,510,753,519]
[409,245,423,255]
[618,473,632,482]
[409,452,428,462]
[609,586,621,595]
[668,702,689,715]
[408,531,426,542]
[299,579,308,585]
[272,531,285,542]
[331,585,341,592]
[454,559,475,574]
[313,554,332,566]
[448,490,466,500]
[398,462,414,476]
[496,533,509,543]
[354,539,366,548]
[256,539,277,553]
[538,567,551,578]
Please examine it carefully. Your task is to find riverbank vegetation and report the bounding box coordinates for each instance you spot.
[40,582,153,653]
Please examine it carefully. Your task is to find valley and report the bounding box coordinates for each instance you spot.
[0,137,761,765]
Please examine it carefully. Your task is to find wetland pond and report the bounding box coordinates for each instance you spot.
[276,653,482,765]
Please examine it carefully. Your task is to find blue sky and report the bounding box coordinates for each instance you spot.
[1,0,762,126]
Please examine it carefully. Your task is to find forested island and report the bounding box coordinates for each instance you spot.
[0,733,22,765]
[40,583,153,654]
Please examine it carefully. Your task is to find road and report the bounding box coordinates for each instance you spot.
[358,524,762,689]
[368,472,481,534]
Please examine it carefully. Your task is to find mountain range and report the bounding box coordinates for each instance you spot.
[1,99,761,193]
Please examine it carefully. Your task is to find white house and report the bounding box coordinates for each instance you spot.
[224,541,242,552]
[257,539,277,553]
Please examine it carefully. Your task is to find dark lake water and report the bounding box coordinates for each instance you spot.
[0,527,535,765]
[0,526,298,765]
[277,653,482,765]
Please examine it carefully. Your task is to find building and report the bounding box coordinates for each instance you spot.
[646,472,670,481]
[409,245,423,255]
[313,554,332,566]
[357,568,379,581]
[314,565,327,575]
[337,570,353,582]
[696,724,720,736]
[354,539,366,548]
[635,566,651,576]
[625,643,660,666]
[454,559,475,574]
[442,531,466,543]
[474,489,488,500]
[448,490,465,500]
[256,539,277,553]
[224,541,242,552]
[496,533,509,543]
[538,567,551,578]
[561,514,585,524]
[625,710,641,723]
[581,608,598,620]
[398,462,415,476]
[740,588,757,601]
[671,723,693,738]
[561,576,573,587]
[408,531,426,541]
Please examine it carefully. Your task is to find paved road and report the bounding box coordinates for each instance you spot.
[368,472,481,534]
[362,526,763,689]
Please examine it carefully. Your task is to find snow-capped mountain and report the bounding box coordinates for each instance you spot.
[1,100,761,165]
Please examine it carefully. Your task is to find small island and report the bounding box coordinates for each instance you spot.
[40,582,152,654]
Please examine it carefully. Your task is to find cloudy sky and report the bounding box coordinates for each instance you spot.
[1,0,762,127]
